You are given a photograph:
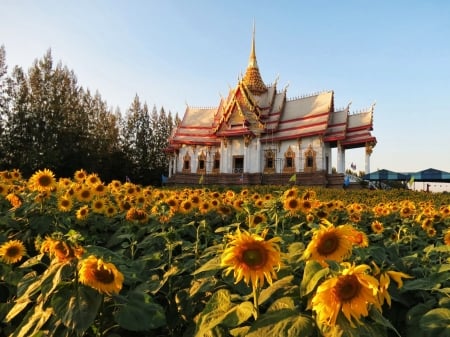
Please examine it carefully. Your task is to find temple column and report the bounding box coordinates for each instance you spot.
[220,139,227,173]
[256,137,261,173]
[365,142,373,174]
[337,142,345,173]
[168,157,173,178]
[244,136,250,173]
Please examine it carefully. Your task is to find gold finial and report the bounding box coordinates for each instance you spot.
[248,22,258,68]
[242,22,267,95]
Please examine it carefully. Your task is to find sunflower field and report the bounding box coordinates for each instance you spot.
[1,168,450,337]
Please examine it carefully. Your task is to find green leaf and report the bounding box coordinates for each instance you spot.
[267,296,296,312]
[195,289,234,337]
[420,308,450,337]
[8,301,53,337]
[246,309,314,337]
[259,275,295,305]
[192,256,222,276]
[300,261,329,297]
[51,284,102,334]
[115,290,166,331]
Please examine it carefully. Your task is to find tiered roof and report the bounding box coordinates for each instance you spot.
[167,31,376,151]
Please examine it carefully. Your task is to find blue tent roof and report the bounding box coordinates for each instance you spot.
[409,168,450,182]
[363,169,410,181]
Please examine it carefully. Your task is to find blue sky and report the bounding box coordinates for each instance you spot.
[1,0,450,182]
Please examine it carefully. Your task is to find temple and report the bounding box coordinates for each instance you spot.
[165,29,376,186]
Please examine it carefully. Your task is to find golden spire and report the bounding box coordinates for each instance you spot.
[242,24,267,95]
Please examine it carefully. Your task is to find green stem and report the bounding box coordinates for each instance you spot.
[252,284,260,320]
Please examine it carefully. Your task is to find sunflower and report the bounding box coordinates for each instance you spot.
[198,200,212,214]
[444,231,450,246]
[91,197,108,214]
[40,237,84,263]
[76,205,90,221]
[74,169,88,182]
[283,196,301,215]
[310,262,380,327]
[126,207,149,223]
[85,173,101,186]
[76,186,94,203]
[57,195,73,212]
[0,240,27,264]
[221,229,281,289]
[248,213,267,227]
[6,193,22,209]
[371,220,384,234]
[179,199,194,213]
[304,223,356,266]
[78,255,124,295]
[104,204,118,218]
[28,169,56,192]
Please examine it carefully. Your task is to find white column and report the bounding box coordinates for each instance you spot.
[337,143,346,173]
[244,143,250,173]
[365,152,370,174]
[256,138,261,173]
[168,157,173,177]
[365,143,373,174]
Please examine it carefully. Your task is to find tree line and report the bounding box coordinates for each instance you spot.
[0,46,179,185]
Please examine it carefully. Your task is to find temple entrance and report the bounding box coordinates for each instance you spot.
[233,156,244,173]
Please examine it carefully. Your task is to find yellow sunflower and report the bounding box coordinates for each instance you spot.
[0,240,27,264]
[6,193,22,209]
[76,186,94,203]
[304,223,356,266]
[78,255,124,295]
[57,194,73,212]
[283,196,301,215]
[40,237,84,263]
[444,231,450,246]
[248,213,267,228]
[28,168,56,192]
[73,169,88,182]
[310,262,380,327]
[221,229,282,289]
[76,205,90,221]
[371,220,384,234]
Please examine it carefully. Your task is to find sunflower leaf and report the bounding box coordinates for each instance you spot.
[246,309,314,337]
[300,261,329,297]
[420,308,450,337]
[115,290,166,331]
[51,284,102,334]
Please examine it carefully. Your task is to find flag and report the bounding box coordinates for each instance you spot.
[199,174,204,184]
[289,173,296,182]
[408,175,414,188]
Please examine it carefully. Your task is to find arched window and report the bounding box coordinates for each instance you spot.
[182,153,191,173]
[213,151,220,174]
[304,145,316,173]
[283,146,296,173]
[264,149,276,173]
[197,151,206,174]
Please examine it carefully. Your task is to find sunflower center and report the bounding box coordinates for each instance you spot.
[38,175,52,187]
[94,267,115,284]
[316,232,339,256]
[6,246,20,257]
[335,275,361,302]
[242,248,266,268]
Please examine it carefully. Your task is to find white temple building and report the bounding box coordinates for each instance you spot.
[165,30,376,186]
